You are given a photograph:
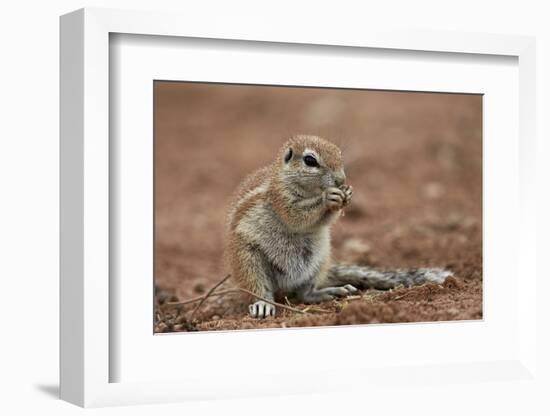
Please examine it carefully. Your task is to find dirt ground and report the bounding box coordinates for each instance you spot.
[153,81,482,333]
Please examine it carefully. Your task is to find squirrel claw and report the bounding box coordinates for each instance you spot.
[340,184,353,206]
[249,301,276,319]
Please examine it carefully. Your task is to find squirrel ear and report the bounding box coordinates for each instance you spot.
[284,148,293,163]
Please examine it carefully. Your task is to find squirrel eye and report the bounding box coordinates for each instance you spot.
[303,155,319,167]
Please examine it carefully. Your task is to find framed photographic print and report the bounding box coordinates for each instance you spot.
[60,8,538,408]
[152,80,480,331]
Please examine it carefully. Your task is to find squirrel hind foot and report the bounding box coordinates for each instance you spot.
[299,284,358,304]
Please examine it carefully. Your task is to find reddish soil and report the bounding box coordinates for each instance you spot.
[153,81,482,333]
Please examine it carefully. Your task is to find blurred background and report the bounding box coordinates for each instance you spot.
[154,81,482,331]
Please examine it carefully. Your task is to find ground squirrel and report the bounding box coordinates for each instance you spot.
[226,135,452,318]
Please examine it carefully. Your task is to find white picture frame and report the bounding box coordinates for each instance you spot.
[60,7,538,408]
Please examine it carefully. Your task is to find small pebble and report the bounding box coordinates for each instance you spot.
[156,322,168,333]
[194,283,205,294]
[423,182,445,199]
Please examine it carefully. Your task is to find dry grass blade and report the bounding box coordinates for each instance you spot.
[189,274,231,321]
[168,277,335,317]
[303,306,332,313]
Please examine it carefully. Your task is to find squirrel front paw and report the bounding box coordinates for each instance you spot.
[325,187,346,210]
[248,301,275,318]
[340,184,353,206]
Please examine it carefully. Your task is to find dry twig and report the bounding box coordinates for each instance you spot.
[166,289,236,306]
[189,274,231,321]
[302,305,332,313]
[168,276,329,317]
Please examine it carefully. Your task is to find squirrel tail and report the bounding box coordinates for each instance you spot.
[324,264,453,290]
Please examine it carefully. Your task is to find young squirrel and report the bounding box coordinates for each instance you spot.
[225,135,452,318]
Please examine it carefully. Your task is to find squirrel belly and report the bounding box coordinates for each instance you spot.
[225,135,453,319]
[231,195,331,293]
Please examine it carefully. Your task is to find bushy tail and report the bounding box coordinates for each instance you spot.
[324,264,453,290]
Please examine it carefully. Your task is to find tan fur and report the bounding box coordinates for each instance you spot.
[225,135,351,316]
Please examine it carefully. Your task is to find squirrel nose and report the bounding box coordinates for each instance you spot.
[334,172,346,187]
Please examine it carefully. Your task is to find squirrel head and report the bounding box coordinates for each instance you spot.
[277,135,346,194]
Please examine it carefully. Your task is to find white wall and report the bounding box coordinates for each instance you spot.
[1,1,548,415]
